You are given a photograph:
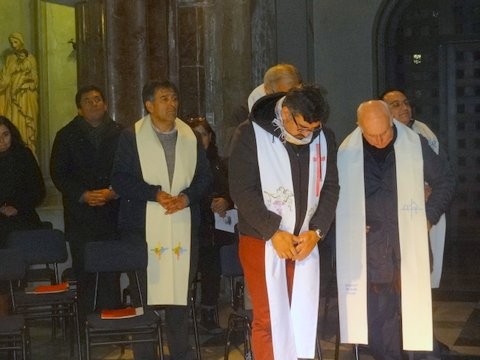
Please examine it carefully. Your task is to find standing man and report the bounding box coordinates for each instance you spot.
[50,85,123,318]
[336,101,455,359]
[381,89,445,288]
[229,86,339,360]
[111,80,211,360]
[247,63,303,111]
[224,63,303,156]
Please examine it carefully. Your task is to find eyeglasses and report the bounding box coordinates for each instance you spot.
[81,96,104,106]
[290,113,322,134]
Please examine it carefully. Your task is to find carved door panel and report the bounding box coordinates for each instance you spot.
[443,41,480,241]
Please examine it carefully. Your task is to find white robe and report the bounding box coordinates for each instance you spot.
[253,122,327,359]
[336,121,433,351]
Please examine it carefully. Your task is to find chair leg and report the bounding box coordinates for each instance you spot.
[224,314,235,360]
[25,327,31,360]
[13,337,18,360]
[74,303,82,360]
[85,325,90,360]
[243,317,253,360]
[354,344,359,360]
[22,327,27,360]
[190,300,202,360]
[157,322,164,360]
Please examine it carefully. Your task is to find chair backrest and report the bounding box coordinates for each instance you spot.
[0,249,25,281]
[6,229,68,265]
[84,240,147,273]
[220,241,243,277]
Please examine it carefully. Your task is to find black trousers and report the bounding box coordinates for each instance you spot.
[367,282,403,360]
[198,242,221,307]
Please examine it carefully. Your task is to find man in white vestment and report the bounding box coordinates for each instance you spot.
[381,89,445,287]
[229,86,339,360]
[382,89,453,355]
[336,100,455,360]
[111,80,212,360]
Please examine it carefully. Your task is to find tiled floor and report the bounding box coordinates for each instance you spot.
[3,241,480,359]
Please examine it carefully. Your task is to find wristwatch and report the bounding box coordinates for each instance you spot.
[313,228,324,241]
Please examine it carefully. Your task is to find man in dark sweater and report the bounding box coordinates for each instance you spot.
[111,80,211,360]
[50,85,123,319]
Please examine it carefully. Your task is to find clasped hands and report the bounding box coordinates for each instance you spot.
[82,188,116,207]
[211,197,229,217]
[156,191,189,215]
[0,205,18,217]
[271,230,320,261]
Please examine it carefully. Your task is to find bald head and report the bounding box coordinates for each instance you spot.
[264,64,302,94]
[357,100,394,149]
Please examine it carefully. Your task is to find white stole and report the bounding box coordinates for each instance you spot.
[135,115,197,305]
[336,120,433,351]
[411,119,446,288]
[253,122,327,359]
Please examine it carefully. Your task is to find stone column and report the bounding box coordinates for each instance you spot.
[251,0,277,85]
[75,0,169,126]
[75,0,107,93]
[103,0,148,124]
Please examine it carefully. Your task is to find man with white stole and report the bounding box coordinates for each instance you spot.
[336,100,455,360]
[381,89,445,289]
[111,80,212,360]
[229,86,339,360]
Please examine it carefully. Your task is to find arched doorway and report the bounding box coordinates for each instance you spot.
[375,0,480,242]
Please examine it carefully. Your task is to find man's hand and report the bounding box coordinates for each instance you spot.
[271,230,298,260]
[82,188,115,206]
[0,205,18,217]
[156,191,189,215]
[424,183,432,202]
[156,190,173,207]
[293,230,320,261]
[211,197,229,217]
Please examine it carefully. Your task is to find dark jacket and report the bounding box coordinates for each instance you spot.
[229,93,340,240]
[199,153,234,246]
[50,115,122,234]
[0,145,45,244]
[364,125,456,283]
[110,124,212,236]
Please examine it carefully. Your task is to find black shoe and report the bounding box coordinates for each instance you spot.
[200,318,223,334]
[200,308,223,335]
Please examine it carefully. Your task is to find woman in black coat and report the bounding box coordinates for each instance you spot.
[0,116,45,314]
[189,117,234,333]
[0,116,45,246]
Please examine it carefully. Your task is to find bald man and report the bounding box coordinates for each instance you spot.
[225,64,303,156]
[335,101,455,360]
